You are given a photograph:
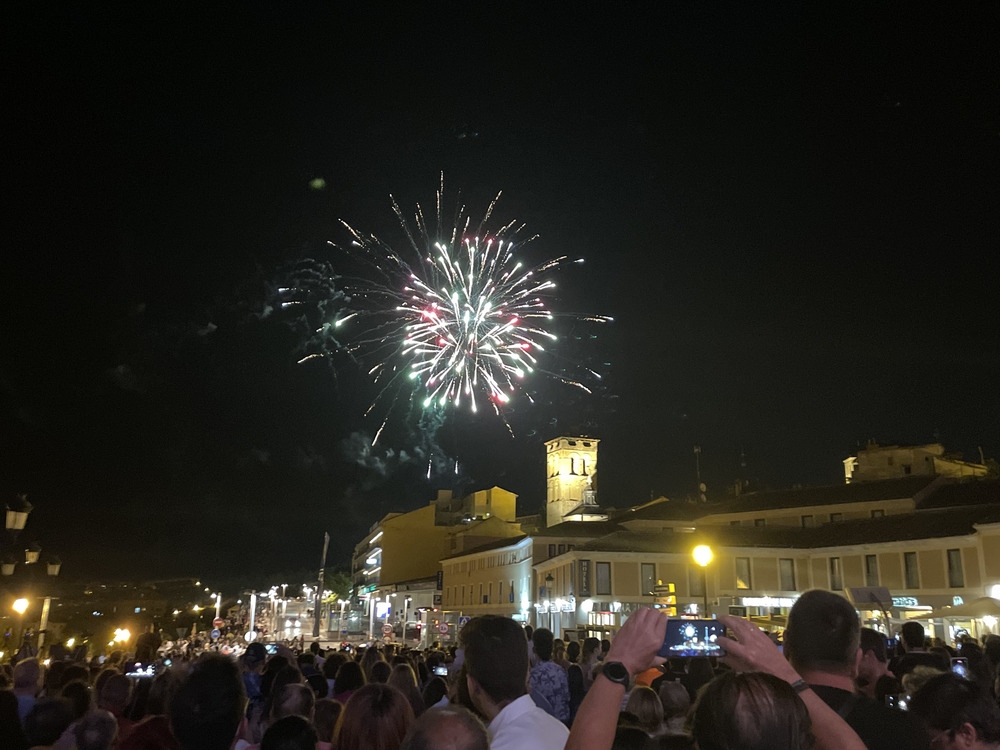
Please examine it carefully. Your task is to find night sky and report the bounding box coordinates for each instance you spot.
[3,4,997,581]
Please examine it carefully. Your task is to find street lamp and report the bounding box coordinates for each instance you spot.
[693,545,713,616]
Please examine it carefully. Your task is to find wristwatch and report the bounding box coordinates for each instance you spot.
[602,661,630,687]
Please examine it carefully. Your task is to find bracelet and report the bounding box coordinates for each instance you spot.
[790,679,810,694]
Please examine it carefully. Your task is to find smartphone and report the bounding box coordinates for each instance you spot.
[433,665,448,676]
[952,657,968,678]
[265,643,278,655]
[657,619,727,658]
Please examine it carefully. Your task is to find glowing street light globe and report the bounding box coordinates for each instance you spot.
[12,598,29,615]
[693,545,713,568]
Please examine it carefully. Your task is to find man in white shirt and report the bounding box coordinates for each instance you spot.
[461,616,569,750]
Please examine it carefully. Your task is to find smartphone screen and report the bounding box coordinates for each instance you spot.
[952,658,968,678]
[657,619,727,658]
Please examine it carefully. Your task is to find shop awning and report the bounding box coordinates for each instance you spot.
[919,597,1000,620]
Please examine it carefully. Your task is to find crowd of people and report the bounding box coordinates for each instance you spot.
[4,591,1000,750]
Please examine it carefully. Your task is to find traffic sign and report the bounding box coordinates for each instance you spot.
[437,622,449,634]
[458,616,470,628]
[382,624,394,635]
[213,618,225,629]
[211,628,221,640]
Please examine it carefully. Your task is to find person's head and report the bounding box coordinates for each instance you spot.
[74,709,119,750]
[422,675,449,708]
[784,589,860,677]
[313,698,343,743]
[567,640,580,663]
[625,686,664,735]
[98,673,132,715]
[582,637,601,660]
[909,672,1000,748]
[170,653,247,750]
[691,672,813,750]
[311,641,321,655]
[460,615,529,706]
[261,715,319,750]
[13,657,41,692]
[60,679,93,720]
[903,665,947,697]
[657,680,691,721]
[60,663,91,688]
[553,638,566,661]
[244,642,267,671]
[401,705,489,750]
[335,659,367,693]
[24,697,75,748]
[857,628,889,686]
[901,621,926,651]
[371,659,392,684]
[273,682,315,721]
[532,628,555,662]
[337,683,415,750]
[323,651,348,680]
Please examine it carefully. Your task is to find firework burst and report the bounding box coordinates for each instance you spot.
[299,177,610,438]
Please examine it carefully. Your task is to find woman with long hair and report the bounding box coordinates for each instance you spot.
[336,683,415,750]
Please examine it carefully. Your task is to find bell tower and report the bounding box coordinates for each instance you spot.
[545,436,600,527]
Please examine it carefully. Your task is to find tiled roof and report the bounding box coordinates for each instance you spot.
[536,520,622,538]
[918,479,1000,510]
[622,476,939,523]
[440,534,529,561]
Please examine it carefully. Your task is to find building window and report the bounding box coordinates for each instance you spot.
[830,513,843,522]
[947,549,964,588]
[871,510,885,519]
[641,563,656,595]
[829,558,843,590]
[509,580,515,603]
[904,552,920,589]
[558,544,566,554]
[488,582,493,603]
[754,518,766,527]
[461,586,465,605]
[865,554,879,586]
[731,520,741,526]
[801,515,814,527]
[479,583,483,603]
[779,558,795,591]
[596,562,611,596]
[735,558,752,589]
[548,544,556,558]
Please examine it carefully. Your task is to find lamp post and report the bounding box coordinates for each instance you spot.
[693,545,713,616]
[402,596,411,642]
[545,573,555,631]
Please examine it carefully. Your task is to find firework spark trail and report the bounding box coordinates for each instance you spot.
[303,178,611,435]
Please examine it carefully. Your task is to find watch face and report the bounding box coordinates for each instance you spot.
[604,662,629,683]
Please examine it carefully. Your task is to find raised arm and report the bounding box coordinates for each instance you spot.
[564,608,666,750]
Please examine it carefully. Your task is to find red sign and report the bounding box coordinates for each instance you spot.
[213,618,224,629]
[437,622,449,634]
[382,624,393,634]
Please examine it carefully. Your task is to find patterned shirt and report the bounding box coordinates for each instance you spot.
[530,660,571,723]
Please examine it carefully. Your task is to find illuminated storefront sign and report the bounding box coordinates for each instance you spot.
[740,596,797,608]
[892,597,919,607]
